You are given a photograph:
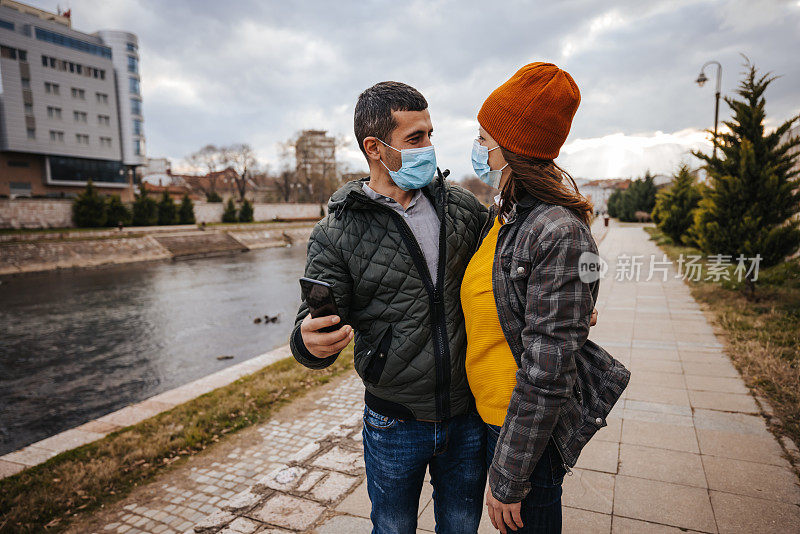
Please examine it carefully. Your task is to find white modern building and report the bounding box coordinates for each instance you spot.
[0,0,144,200]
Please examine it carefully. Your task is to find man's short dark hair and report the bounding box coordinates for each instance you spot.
[354,81,428,158]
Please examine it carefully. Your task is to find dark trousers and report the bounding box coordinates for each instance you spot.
[486,423,566,533]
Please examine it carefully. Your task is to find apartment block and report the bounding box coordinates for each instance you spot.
[0,0,144,201]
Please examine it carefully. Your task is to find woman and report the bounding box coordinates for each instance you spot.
[461,63,629,533]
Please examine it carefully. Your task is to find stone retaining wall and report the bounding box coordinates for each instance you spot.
[0,225,314,275]
[0,199,327,229]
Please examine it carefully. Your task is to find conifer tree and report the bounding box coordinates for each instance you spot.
[652,164,701,244]
[238,198,254,223]
[691,59,800,295]
[132,188,158,226]
[157,191,178,225]
[222,198,238,223]
[178,194,196,224]
[72,180,107,227]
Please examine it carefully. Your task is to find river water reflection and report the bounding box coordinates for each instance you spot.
[0,244,308,455]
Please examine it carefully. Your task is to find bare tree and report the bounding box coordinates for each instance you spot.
[184,144,226,195]
[222,143,259,201]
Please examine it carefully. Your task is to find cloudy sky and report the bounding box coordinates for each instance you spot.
[28,0,800,180]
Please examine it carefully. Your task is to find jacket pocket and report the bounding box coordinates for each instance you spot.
[359,325,393,385]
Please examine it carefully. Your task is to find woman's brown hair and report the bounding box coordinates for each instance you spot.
[498,148,593,226]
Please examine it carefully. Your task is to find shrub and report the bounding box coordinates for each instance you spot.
[132,190,158,226]
[72,180,107,227]
[206,191,223,202]
[105,195,132,227]
[178,194,196,224]
[652,164,701,245]
[222,198,238,223]
[238,199,254,223]
[157,191,178,225]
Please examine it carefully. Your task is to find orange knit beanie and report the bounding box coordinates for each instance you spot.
[478,62,580,160]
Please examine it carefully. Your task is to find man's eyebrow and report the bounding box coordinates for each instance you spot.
[404,129,428,140]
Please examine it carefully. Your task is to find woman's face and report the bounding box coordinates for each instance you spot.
[478,126,511,189]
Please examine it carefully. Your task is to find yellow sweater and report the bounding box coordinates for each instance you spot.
[461,216,518,426]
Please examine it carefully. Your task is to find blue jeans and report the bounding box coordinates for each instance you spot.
[362,406,487,534]
[486,424,566,534]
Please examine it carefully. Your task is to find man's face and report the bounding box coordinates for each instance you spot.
[381,109,434,171]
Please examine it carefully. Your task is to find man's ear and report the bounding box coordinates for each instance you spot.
[363,137,381,161]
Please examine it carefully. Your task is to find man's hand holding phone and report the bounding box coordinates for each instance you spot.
[300,314,354,358]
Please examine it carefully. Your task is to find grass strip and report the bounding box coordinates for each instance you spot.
[0,345,354,533]
[644,227,800,451]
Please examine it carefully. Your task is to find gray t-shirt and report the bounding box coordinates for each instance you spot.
[362,183,440,285]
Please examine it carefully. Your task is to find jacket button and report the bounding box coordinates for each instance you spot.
[516,266,525,274]
[595,417,603,425]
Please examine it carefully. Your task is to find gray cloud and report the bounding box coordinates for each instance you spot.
[27,0,800,179]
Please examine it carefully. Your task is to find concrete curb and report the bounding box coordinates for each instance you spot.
[0,345,295,480]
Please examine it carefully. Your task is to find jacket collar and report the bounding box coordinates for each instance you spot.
[330,169,448,219]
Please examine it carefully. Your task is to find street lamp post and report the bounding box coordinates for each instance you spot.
[695,61,722,159]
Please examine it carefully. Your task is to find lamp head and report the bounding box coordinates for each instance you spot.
[696,71,708,87]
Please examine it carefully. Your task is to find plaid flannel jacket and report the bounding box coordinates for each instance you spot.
[479,193,630,504]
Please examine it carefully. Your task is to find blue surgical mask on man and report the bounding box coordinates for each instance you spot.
[471,139,508,189]
[378,139,437,191]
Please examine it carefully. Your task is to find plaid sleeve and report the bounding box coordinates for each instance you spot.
[488,222,595,503]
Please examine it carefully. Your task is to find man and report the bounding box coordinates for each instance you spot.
[290,81,489,533]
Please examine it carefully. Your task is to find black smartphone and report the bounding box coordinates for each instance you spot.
[299,277,341,333]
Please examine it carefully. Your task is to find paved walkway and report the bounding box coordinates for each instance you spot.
[332,221,800,533]
[83,221,799,533]
[71,375,365,534]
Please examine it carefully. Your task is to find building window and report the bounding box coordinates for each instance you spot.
[45,82,60,95]
[49,156,126,184]
[96,92,109,104]
[74,110,88,122]
[0,45,17,59]
[9,182,32,199]
[126,42,137,52]
[76,133,89,144]
[47,106,62,119]
[34,27,112,59]
[100,136,112,147]
[127,55,138,74]
[134,139,144,155]
[27,128,36,139]
[129,77,140,95]
[49,130,64,142]
[0,18,15,31]
[21,78,30,89]
[131,98,142,116]
[98,114,110,126]
[24,103,33,115]
[71,87,86,100]
[133,119,143,136]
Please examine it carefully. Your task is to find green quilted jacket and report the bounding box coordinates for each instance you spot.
[290,172,489,421]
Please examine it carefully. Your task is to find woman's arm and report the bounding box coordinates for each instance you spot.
[488,220,596,504]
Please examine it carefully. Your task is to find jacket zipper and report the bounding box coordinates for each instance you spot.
[553,439,573,476]
[348,187,451,420]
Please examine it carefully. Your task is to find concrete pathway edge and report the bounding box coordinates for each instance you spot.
[0,344,295,480]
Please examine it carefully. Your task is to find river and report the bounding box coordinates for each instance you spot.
[0,244,308,456]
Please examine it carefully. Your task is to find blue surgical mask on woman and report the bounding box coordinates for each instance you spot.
[471,139,508,189]
[378,139,437,191]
